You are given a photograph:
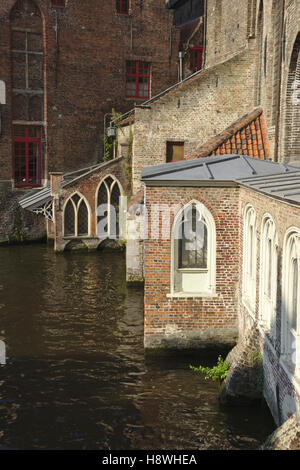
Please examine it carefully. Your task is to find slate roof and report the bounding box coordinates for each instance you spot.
[141,154,300,205]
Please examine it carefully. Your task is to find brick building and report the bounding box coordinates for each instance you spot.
[13,0,300,441]
[0,0,180,242]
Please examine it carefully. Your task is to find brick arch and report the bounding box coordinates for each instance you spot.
[285,32,300,166]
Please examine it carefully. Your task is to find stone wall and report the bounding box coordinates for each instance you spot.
[0,182,46,244]
[132,41,257,193]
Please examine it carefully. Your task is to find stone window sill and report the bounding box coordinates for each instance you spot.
[166,291,218,299]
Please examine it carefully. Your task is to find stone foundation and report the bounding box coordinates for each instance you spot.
[144,327,238,351]
[220,326,264,406]
[0,182,46,244]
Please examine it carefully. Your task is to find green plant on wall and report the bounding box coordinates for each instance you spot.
[190,356,230,384]
[103,108,124,162]
[103,135,113,162]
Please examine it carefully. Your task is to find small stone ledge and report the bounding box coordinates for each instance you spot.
[261,414,300,450]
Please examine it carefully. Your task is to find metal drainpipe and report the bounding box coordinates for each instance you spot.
[179,51,184,81]
[203,0,207,69]
[274,0,285,162]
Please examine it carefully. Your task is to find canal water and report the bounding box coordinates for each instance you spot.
[0,244,275,450]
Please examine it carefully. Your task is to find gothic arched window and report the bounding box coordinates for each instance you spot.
[63,194,90,237]
[96,176,123,239]
[170,201,216,296]
[259,215,278,336]
[281,228,300,373]
[243,204,257,314]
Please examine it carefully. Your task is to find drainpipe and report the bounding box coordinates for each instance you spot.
[274,0,285,162]
[179,51,184,81]
[203,0,207,69]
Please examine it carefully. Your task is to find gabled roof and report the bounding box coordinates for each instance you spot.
[186,108,270,160]
[141,154,300,205]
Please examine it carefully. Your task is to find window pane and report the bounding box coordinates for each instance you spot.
[28,142,40,184]
[167,142,184,162]
[64,200,75,236]
[12,52,26,89]
[14,142,27,185]
[292,258,298,331]
[179,206,207,269]
[77,201,89,236]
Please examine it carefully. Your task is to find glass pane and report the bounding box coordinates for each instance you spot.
[14,142,26,185]
[71,194,81,207]
[27,33,43,53]
[167,143,184,162]
[28,142,40,184]
[179,206,208,269]
[77,201,89,236]
[64,200,75,236]
[12,31,26,51]
[12,52,26,89]
[28,54,43,89]
[292,259,298,331]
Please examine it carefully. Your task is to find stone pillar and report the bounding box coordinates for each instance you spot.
[50,172,65,252]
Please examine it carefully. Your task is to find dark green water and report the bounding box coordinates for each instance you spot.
[0,244,275,450]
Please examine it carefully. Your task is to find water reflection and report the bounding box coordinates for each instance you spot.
[0,245,275,449]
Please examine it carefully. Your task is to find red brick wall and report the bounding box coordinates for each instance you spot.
[239,186,300,425]
[144,185,240,349]
[0,0,179,182]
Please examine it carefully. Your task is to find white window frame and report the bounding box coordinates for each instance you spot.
[95,175,125,239]
[169,200,216,298]
[281,227,300,375]
[259,214,278,337]
[242,204,257,315]
[63,192,91,237]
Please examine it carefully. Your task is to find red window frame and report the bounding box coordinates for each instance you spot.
[125,61,150,99]
[190,47,203,73]
[116,0,129,14]
[13,125,42,187]
[52,0,65,7]
[166,141,184,163]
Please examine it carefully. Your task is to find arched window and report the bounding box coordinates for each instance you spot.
[259,215,278,336]
[243,205,257,314]
[285,33,300,166]
[63,194,90,237]
[96,176,123,239]
[10,0,44,187]
[170,201,216,296]
[281,228,300,373]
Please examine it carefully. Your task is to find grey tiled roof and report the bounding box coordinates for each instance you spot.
[238,171,300,205]
[141,154,300,205]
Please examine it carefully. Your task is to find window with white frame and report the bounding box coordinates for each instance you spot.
[170,201,216,296]
[259,215,278,336]
[281,228,300,373]
[243,205,257,313]
[63,193,90,237]
[96,176,124,239]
